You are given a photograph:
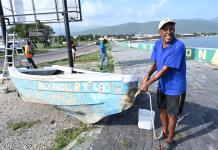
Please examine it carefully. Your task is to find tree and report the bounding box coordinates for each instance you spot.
[76,34,96,42]
[7,23,53,42]
[57,35,66,45]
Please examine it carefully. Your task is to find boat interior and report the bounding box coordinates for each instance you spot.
[19,68,83,76]
[20,69,64,75]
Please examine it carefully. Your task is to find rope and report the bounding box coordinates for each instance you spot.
[146,91,159,140]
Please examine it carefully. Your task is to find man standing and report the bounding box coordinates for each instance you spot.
[24,40,37,69]
[99,39,109,70]
[139,18,186,150]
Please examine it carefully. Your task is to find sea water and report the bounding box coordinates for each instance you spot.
[181,36,218,48]
[142,36,218,49]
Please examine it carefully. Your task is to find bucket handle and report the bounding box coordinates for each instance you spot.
[134,90,159,139]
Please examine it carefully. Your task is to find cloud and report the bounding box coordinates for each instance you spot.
[147,0,169,16]
[82,1,113,17]
[81,0,147,26]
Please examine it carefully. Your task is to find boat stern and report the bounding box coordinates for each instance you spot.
[121,80,139,111]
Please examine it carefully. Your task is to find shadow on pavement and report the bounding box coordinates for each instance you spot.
[95,91,161,128]
[175,101,218,145]
[95,91,218,146]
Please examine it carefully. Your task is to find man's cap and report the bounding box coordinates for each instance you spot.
[158,18,176,31]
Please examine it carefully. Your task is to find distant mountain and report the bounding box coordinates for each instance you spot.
[73,18,218,35]
[209,17,218,23]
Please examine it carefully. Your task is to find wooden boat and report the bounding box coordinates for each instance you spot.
[8,65,139,124]
[2,0,139,124]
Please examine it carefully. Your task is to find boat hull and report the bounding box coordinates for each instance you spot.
[8,66,138,124]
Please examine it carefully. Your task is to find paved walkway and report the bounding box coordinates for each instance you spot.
[68,44,218,150]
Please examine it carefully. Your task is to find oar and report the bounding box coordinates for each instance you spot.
[134,89,141,98]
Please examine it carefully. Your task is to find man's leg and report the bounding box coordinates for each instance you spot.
[160,108,168,135]
[26,58,32,69]
[29,58,37,69]
[100,54,105,70]
[105,53,109,66]
[157,90,168,135]
[73,52,76,62]
[160,94,184,149]
[167,114,177,144]
[165,94,180,143]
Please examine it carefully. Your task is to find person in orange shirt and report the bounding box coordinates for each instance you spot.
[24,40,37,69]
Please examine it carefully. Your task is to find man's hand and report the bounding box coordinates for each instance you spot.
[144,75,150,81]
[140,80,150,92]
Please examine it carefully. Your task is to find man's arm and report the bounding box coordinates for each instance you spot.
[140,65,170,92]
[144,63,157,81]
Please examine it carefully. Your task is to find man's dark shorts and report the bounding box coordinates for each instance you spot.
[157,90,186,115]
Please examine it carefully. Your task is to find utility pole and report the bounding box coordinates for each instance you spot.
[0,0,7,45]
[62,0,73,68]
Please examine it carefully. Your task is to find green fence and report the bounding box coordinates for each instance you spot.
[116,41,218,65]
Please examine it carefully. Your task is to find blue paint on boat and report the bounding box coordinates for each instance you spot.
[8,66,139,124]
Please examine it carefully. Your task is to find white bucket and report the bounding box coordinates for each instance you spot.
[138,108,155,130]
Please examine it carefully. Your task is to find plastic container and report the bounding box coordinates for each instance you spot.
[138,108,155,130]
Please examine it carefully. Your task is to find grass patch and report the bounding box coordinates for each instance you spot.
[37,59,69,68]
[53,123,92,150]
[7,120,41,131]
[36,43,66,50]
[119,140,131,149]
[76,51,100,63]
[0,52,4,58]
[33,49,49,54]
[76,136,85,145]
[37,51,102,68]
[37,51,115,73]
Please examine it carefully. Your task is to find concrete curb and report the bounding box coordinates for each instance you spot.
[116,41,218,66]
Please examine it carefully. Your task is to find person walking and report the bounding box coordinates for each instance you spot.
[99,39,109,70]
[139,18,186,150]
[71,41,77,63]
[24,40,37,69]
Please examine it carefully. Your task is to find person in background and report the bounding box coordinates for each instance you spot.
[24,40,37,69]
[99,39,109,70]
[71,41,77,62]
[47,37,51,48]
[139,18,187,150]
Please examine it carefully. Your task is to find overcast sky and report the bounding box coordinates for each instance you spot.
[59,0,218,34]
[75,0,217,26]
[1,0,218,34]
